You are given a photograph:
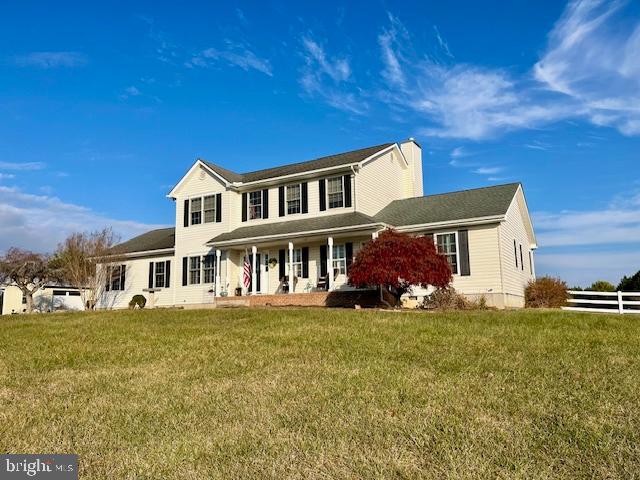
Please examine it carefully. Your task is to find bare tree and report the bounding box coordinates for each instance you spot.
[53,228,120,310]
[0,248,54,313]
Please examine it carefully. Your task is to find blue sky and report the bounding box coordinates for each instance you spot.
[0,0,639,287]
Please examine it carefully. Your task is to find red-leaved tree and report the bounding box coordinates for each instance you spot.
[348,229,452,306]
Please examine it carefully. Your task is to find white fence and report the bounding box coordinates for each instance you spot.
[563,290,640,314]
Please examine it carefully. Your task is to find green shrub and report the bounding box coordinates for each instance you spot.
[525,276,568,308]
[420,287,489,311]
[587,280,616,292]
[128,295,147,309]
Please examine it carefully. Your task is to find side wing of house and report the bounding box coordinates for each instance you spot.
[498,186,537,307]
[356,141,422,217]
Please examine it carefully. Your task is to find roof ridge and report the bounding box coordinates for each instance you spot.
[415,182,521,201]
[200,142,394,182]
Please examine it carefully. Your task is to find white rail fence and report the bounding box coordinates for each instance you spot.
[563,290,640,314]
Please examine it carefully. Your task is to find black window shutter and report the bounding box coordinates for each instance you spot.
[319,245,327,277]
[520,244,524,271]
[343,174,352,208]
[279,186,285,217]
[165,260,171,287]
[262,189,269,219]
[513,239,518,268]
[242,193,248,222]
[183,199,189,227]
[148,262,154,289]
[279,249,286,280]
[319,179,326,211]
[301,182,308,213]
[345,242,353,273]
[105,266,111,291]
[182,257,188,286]
[216,193,222,223]
[302,247,309,278]
[458,230,471,276]
[120,265,126,290]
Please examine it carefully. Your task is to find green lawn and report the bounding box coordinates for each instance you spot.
[1,308,639,479]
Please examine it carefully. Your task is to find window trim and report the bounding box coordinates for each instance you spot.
[326,176,345,209]
[155,261,166,288]
[203,195,216,224]
[286,248,303,278]
[189,256,201,285]
[285,183,302,216]
[435,231,460,276]
[203,254,215,284]
[332,244,347,275]
[186,194,220,226]
[190,197,202,226]
[248,190,263,220]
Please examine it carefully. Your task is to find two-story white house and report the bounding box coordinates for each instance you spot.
[99,139,536,309]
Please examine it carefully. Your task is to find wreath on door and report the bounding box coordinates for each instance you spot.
[268,258,278,269]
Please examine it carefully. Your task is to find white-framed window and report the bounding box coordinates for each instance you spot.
[203,255,215,283]
[248,191,262,220]
[110,265,126,291]
[286,184,301,215]
[189,256,201,285]
[436,233,459,275]
[155,262,165,288]
[203,195,216,223]
[190,197,202,225]
[327,176,344,209]
[286,248,303,278]
[332,244,346,275]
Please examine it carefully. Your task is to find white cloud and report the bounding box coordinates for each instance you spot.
[0,173,16,180]
[534,191,640,247]
[13,51,87,68]
[0,186,167,253]
[187,41,272,76]
[299,35,365,114]
[0,161,45,170]
[378,13,408,87]
[534,0,640,136]
[450,146,470,158]
[473,166,502,175]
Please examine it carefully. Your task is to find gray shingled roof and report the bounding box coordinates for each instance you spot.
[202,143,392,184]
[112,227,175,254]
[374,183,520,226]
[209,212,381,244]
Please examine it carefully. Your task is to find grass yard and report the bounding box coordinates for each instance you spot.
[1,308,639,479]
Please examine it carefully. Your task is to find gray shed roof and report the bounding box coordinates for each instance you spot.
[209,212,381,244]
[111,227,175,255]
[202,143,392,184]
[374,183,520,226]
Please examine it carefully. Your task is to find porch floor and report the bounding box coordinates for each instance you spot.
[214,289,381,308]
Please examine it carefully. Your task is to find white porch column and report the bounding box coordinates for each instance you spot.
[288,241,294,294]
[225,251,229,295]
[251,246,257,295]
[215,249,222,296]
[327,237,334,291]
[372,231,379,239]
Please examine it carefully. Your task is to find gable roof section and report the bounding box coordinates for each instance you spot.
[375,183,521,226]
[202,143,393,184]
[209,212,382,245]
[111,227,175,255]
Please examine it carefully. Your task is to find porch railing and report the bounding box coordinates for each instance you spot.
[562,290,640,314]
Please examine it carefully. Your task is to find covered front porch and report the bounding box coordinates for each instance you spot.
[208,218,385,297]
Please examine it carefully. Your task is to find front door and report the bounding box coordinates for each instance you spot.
[249,253,261,293]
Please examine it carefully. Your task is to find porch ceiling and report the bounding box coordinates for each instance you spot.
[208,212,384,248]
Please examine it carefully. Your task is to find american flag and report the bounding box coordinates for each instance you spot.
[243,255,252,289]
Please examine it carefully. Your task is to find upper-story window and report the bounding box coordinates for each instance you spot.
[190,198,202,225]
[287,184,301,215]
[436,233,458,275]
[327,176,344,209]
[203,195,216,223]
[249,191,262,220]
[184,194,221,227]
